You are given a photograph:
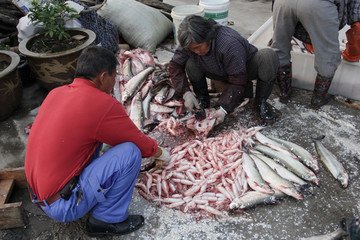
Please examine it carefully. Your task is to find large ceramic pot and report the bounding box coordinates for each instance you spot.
[18,28,96,91]
[0,50,22,121]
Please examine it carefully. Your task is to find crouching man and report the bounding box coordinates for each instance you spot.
[25,46,169,237]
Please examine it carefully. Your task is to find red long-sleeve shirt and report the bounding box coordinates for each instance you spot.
[25,78,157,201]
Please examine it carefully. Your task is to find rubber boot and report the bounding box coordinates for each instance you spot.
[348,216,360,240]
[276,63,292,103]
[310,74,333,109]
[342,22,360,62]
[255,79,277,124]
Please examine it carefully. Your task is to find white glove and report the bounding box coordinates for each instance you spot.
[210,106,227,126]
[183,91,200,111]
[154,146,170,163]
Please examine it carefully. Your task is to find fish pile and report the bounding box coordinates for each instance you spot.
[114,48,222,138]
[114,48,178,132]
[136,127,349,218]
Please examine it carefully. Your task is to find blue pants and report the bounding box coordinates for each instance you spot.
[40,142,142,223]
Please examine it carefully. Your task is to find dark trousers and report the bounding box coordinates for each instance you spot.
[185,48,279,104]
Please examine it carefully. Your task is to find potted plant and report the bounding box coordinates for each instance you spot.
[18,0,96,90]
[0,49,22,121]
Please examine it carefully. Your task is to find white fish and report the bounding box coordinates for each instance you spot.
[142,91,153,119]
[250,151,307,186]
[122,58,133,78]
[300,221,348,240]
[255,132,298,159]
[242,152,274,194]
[229,190,285,210]
[314,136,349,188]
[154,85,170,104]
[270,136,319,173]
[122,67,154,103]
[250,154,303,199]
[150,102,174,113]
[254,144,320,185]
[129,92,143,131]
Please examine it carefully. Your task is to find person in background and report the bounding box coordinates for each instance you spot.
[168,15,280,125]
[271,0,360,108]
[25,46,169,237]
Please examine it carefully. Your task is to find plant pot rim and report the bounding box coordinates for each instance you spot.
[18,28,96,58]
[0,50,20,78]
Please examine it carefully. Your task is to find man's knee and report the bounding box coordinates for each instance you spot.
[107,142,142,168]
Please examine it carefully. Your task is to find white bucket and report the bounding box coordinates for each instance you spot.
[199,0,230,26]
[171,5,205,47]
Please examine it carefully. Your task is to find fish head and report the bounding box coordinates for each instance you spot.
[339,175,349,188]
[122,92,130,103]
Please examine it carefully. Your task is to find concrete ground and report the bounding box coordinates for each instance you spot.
[1,0,360,239]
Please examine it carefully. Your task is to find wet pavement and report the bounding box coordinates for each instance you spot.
[1,0,359,239]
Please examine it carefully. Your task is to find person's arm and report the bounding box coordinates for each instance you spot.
[168,60,190,97]
[168,48,191,97]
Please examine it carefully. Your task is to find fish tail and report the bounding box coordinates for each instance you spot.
[311,135,326,141]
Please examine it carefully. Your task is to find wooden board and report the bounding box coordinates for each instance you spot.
[0,167,28,229]
[0,179,14,204]
[0,167,26,189]
[0,202,28,230]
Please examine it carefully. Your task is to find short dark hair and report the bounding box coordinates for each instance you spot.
[74,46,118,80]
[178,15,219,49]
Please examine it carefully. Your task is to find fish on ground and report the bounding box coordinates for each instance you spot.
[254,144,320,185]
[313,136,349,188]
[270,136,320,173]
[250,150,307,186]
[242,152,274,195]
[250,154,303,199]
[229,190,285,210]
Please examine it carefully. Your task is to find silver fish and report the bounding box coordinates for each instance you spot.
[255,132,298,159]
[314,136,349,188]
[142,91,153,119]
[254,144,320,185]
[250,151,307,186]
[242,152,274,194]
[250,154,303,199]
[122,67,154,103]
[122,58,133,78]
[129,92,143,131]
[270,136,320,173]
[149,102,174,113]
[154,85,170,104]
[229,190,285,210]
[300,221,348,240]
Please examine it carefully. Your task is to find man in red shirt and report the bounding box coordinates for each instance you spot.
[25,46,169,237]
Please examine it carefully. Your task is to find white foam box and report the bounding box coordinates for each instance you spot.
[248,17,360,101]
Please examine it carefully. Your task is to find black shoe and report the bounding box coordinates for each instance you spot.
[256,101,276,124]
[86,215,145,237]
